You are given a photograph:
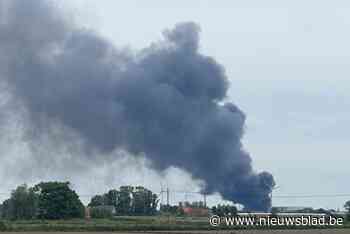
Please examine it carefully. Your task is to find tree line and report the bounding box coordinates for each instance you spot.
[0,182,159,220]
[88,185,158,217]
[0,182,84,220]
[1,182,350,221]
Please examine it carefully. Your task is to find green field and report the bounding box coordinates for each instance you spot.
[1,216,207,232]
[0,216,349,232]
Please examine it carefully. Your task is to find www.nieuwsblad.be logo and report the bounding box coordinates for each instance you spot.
[209,215,344,227]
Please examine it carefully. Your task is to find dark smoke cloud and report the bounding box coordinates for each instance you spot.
[0,0,275,211]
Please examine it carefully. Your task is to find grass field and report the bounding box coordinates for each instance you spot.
[0,216,349,232]
[0,230,350,234]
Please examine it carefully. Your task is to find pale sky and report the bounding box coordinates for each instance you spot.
[62,0,350,210]
[1,0,349,210]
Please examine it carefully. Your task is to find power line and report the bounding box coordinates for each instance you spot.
[274,194,350,199]
[156,190,350,199]
[1,191,350,199]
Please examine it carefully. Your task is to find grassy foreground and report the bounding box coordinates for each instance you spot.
[0,216,349,232]
[2,216,209,232]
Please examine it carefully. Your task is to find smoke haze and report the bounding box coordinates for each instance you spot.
[0,0,274,211]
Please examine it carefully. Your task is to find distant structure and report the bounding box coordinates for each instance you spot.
[179,201,209,217]
[85,206,91,219]
[85,205,116,218]
[273,206,313,213]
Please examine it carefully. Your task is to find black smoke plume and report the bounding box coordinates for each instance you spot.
[0,0,275,211]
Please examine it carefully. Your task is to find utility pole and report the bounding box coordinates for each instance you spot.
[203,193,207,208]
[166,187,170,225]
[166,187,170,206]
[160,183,164,207]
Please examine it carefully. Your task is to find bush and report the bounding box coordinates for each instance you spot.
[90,207,113,219]
[0,220,8,231]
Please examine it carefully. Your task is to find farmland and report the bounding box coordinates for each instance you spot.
[0,216,349,232]
[0,229,349,234]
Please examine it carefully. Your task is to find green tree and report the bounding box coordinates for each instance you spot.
[105,189,118,206]
[0,220,8,231]
[33,182,84,219]
[132,188,145,214]
[88,190,118,207]
[211,204,237,216]
[345,201,350,212]
[345,201,350,220]
[88,186,159,216]
[0,184,38,220]
[116,186,133,215]
[1,199,13,219]
[88,195,107,207]
[132,186,158,215]
[160,205,184,216]
[271,207,278,217]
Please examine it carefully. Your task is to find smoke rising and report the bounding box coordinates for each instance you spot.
[0,0,275,211]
